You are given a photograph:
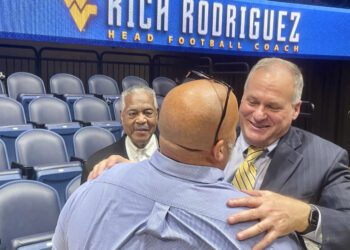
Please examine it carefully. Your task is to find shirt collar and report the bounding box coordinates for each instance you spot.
[237,134,279,155]
[149,151,224,184]
[125,134,158,162]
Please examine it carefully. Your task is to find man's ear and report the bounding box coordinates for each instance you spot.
[292,101,302,120]
[212,139,225,163]
[120,111,124,124]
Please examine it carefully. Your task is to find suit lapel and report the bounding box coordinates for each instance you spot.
[261,128,304,192]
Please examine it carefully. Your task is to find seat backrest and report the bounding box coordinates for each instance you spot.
[0,79,5,94]
[29,96,72,124]
[7,72,46,100]
[66,174,81,201]
[0,180,60,250]
[0,96,27,125]
[152,76,176,97]
[50,73,85,95]
[156,95,165,109]
[121,75,149,91]
[73,96,112,122]
[15,129,69,166]
[73,126,116,160]
[0,139,10,170]
[113,98,122,122]
[88,74,120,96]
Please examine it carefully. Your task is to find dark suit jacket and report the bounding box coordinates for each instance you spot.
[81,134,159,183]
[261,127,350,250]
[81,135,128,183]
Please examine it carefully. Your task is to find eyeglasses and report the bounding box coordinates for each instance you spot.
[185,70,233,145]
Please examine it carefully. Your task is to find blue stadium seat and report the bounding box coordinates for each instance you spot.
[121,75,148,91]
[152,76,176,97]
[73,96,122,140]
[88,74,121,120]
[49,73,92,117]
[156,95,165,110]
[73,126,116,161]
[0,96,33,164]
[14,129,82,206]
[88,74,120,96]
[0,139,9,170]
[113,98,122,123]
[0,139,22,185]
[0,180,60,250]
[7,72,52,120]
[28,96,81,157]
[65,174,81,202]
[49,73,85,95]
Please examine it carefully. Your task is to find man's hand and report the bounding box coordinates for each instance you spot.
[227,190,311,250]
[87,155,131,180]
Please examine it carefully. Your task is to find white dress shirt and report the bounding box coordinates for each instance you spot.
[125,134,158,162]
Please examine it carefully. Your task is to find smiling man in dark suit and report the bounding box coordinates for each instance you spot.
[225,58,350,250]
[81,85,158,182]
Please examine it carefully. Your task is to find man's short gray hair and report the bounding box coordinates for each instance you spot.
[245,58,304,104]
[120,84,158,112]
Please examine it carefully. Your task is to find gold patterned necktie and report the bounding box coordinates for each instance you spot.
[232,146,264,190]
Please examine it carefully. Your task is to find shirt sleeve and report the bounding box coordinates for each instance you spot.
[52,205,69,250]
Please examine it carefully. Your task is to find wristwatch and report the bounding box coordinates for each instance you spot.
[302,204,319,234]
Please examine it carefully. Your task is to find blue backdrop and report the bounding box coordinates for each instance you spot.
[0,0,349,59]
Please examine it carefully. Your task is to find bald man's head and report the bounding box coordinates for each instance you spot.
[158,79,239,167]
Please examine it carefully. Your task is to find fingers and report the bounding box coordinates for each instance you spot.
[107,155,131,165]
[234,216,280,250]
[87,155,131,180]
[227,196,263,209]
[252,230,279,250]
[236,218,270,240]
[227,190,310,248]
[241,189,265,196]
[227,208,261,224]
[87,163,103,180]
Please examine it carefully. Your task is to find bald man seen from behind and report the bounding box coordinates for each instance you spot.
[53,80,302,250]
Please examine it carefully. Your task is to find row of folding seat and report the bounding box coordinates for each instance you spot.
[0,124,113,249]
[0,125,105,248]
[0,72,176,97]
[0,129,115,249]
[0,95,122,162]
[0,126,116,203]
[0,72,175,121]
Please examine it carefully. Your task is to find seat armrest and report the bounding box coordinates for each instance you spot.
[73,119,92,127]
[27,121,46,128]
[93,93,104,99]
[0,168,21,176]
[70,156,86,164]
[11,231,54,250]
[33,161,82,172]
[11,162,33,178]
[53,93,65,100]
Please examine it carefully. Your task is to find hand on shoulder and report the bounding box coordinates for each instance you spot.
[227,190,311,250]
[87,155,132,180]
